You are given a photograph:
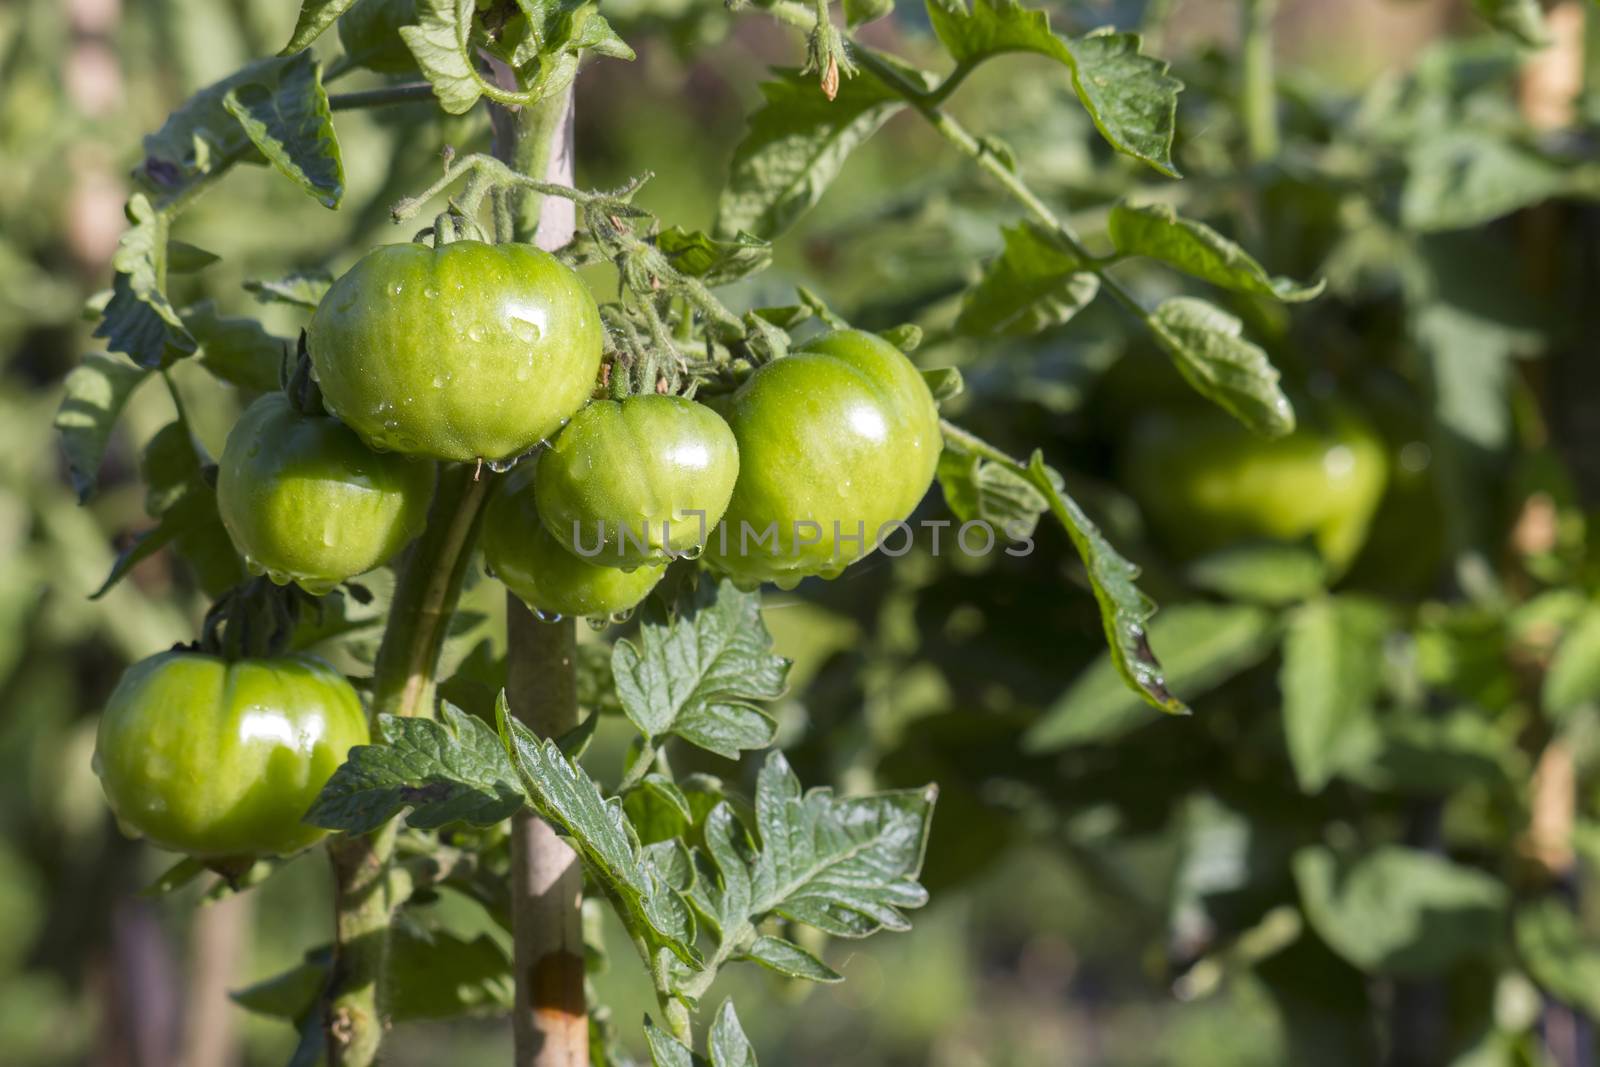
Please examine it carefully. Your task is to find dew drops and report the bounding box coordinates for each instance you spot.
[679,543,705,561]
[532,608,564,623]
[244,556,266,577]
[507,313,542,344]
[485,456,518,473]
[431,374,451,389]
[423,286,440,299]
[585,615,610,632]
[609,608,634,625]
[773,574,803,592]
[467,324,487,343]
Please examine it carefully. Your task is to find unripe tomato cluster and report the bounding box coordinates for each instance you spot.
[95,237,944,857]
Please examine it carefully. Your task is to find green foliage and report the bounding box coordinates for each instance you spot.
[611,580,790,759]
[954,221,1098,336]
[1147,297,1295,437]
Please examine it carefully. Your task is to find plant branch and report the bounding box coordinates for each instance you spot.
[324,464,494,1066]
[328,83,437,111]
[1241,0,1280,164]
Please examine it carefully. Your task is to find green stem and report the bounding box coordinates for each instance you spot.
[370,465,494,719]
[1241,0,1280,164]
[847,48,1156,331]
[324,465,493,1067]
[329,83,436,111]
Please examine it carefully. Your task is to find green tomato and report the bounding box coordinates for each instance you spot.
[1122,406,1389,572]
[483,465,667,619]
[94,652,369,858]
[535,395,739,568]
[704,329,942,586]
[308,240,604,462]
[217,393,434,594]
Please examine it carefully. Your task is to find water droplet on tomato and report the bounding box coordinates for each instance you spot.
[467,324,487,343]
[584,615,609,632]
[532,608,564,623]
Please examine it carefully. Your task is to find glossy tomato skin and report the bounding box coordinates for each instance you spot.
[1122,406,1389,572]
[308,241,603,462]
[704,329,941,585]
[217,393,434,594]
[536,395,739,568]
[484,464,667,618]
[94,652,369,857]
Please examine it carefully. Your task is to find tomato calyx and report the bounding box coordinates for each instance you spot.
[198,576,323,660]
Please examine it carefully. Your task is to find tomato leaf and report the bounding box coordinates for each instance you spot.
[1542,604,1600,722]
[136,58,288,208]
[54,355,150,503]
[955,220,1100,336]
[924,0,1181,177]
[656,227,773,287]
[1279,596,1391,793]
[844,0,894,26]
[715,66,918,240]
[611,579,789,760]
[337,0,423,75]
[401,0,632,116]
[280,0,362,55]
[687,752,935,974]
[304,703,525,834]
[223,52,344,209]
[1024,602,1277,751]
[92,196,196,370]
[1147,296,1296,438]
[936,448,1048,541]
[1108,201,1323,302]
[1294,846,1507,976]
[645,1022,705,1067]
[243,269,335,309]
[1401,129,1574,233]
[707,1000,758,1067]
[1184,542,1328,605]
[183,303,291,392]
[739,935,842,983]
[497,696,701,966]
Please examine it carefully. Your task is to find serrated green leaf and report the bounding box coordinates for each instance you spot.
[1470,0,1548,46]
[625,774,695,845]
[1184,542,1327,605]
[1108,201,1323,302]
[183,303,290,392]
[281,0,362,54]
[955,221,1100,336]
[923,0,1180,176]
[1280,596,1390,793]
[401,0,631,116]
[243,269,335,309]
[715,67,914,240]
[304,703,527,834]
[93,195,195,370]
[708,1000,757,1067]
[224,52,343,208]
[54,355,149,503]
[1294,845,1507,976]
[1025,601,1277,751]
[1515,898,1600,1018]
[691,751,935,960]
[739,935,842,983]
[497,696,701,966]
[386,922,514,1020]
[612,580,789,759]
[1543,605,1600,722]
[92,487,226,600]
[1147,297,1295,437]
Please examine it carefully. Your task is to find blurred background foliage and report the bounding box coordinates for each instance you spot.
[8,0,1600,1064]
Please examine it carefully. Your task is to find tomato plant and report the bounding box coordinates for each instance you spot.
[22,0,1598,1065]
